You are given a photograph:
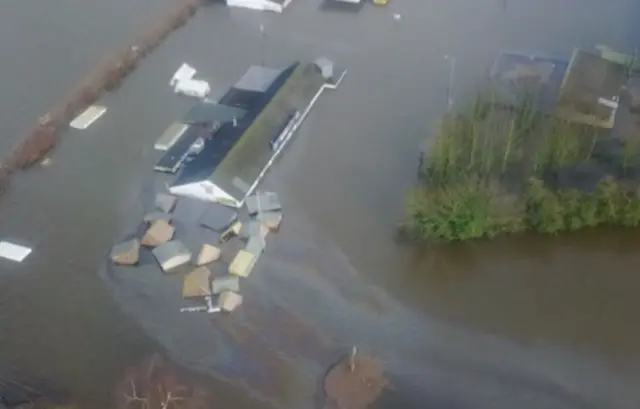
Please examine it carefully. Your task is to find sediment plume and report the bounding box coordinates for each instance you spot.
[0,0,202,196]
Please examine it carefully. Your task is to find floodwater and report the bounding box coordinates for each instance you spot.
[1,0,640,407]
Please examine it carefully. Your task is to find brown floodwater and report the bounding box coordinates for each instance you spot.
[1,0,640,407]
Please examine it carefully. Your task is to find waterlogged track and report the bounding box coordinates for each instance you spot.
[1,0,640,408]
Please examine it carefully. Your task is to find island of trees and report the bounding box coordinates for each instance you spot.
[403,48,640,242]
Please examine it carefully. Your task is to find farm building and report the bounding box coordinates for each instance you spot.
[490,52,569,113]
[169,60,336,207]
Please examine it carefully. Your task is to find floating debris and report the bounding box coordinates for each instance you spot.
[200,204,238,232]
[220,221,242,243]
[70,105,107,130]
[155,193,177,213]
[40,157,52,167]
[245,192,281,215]
[143,211,172,223]
[239,221,269,241]
[110,239,140,265]
[218,291,243,312]
[182,266,212,298]
[0,241,32,262]
[256,211,283,231]
[152,241,191,273]
[245,235,266,257]
[212,275,240,295]
[154,122,189,151]
[180,296,221,313]
[195,244,221,265]
[141,220,175,247]
[229,250,257,277]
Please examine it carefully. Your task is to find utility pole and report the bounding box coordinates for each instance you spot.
[444,55,456,111]
[259,24,266,67]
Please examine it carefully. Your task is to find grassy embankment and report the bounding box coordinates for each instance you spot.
[404,94,640,242]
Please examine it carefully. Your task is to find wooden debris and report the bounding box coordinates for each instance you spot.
[152,241,191,274]
[110,239,140,265]
[257,211,283,231]
[182,266,212,298]
[141,220,174,247]
[220,221,242,243]
[195,244,220,265]
[218,291,243,312]
[229,250,257,277]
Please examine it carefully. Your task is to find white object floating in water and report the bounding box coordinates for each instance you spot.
[393,13,402,20]
[598,97,619,110]
[70,105,107,130]
[174,79,211,99]
[170,63,197,87]
[0,241,32,262]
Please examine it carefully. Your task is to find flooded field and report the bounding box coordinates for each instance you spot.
[1,0,640,408]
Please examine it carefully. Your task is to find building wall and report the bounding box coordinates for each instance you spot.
[226,0,283,13]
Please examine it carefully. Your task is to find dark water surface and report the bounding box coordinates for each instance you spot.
[1,0,640,407]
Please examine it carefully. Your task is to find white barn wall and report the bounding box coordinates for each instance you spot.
[226,0,283,13]
[170,181,239,207]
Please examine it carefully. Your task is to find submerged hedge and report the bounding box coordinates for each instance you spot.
[403,94,640,242]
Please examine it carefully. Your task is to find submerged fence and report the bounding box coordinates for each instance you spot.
[0,0,203,195]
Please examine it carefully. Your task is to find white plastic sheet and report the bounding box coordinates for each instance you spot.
[0,241,32,262]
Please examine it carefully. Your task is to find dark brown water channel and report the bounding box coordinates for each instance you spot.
[1,0,640,408]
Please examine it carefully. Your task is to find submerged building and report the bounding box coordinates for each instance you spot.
[555,49,627,129]
[167,59,346,207]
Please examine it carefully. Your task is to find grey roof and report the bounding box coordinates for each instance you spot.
[212,63,326,201]
[183,102,247,125]
[172,62,326,202]
[234,66,285,93]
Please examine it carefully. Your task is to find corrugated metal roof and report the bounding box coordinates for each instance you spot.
[212,63,325,201]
